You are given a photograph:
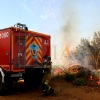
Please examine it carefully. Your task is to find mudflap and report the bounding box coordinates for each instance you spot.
[23,67,44,89]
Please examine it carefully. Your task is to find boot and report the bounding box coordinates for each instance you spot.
[42,90,48,96]
[49,88,54,95]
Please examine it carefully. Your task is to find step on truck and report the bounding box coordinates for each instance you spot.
[0,23,51,95]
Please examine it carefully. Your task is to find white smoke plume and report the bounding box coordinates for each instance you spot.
[59,0,81,50]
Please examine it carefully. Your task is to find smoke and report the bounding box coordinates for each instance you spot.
[59,0,81,50]
[52,0,82,66]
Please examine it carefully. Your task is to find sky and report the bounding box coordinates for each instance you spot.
[0,0,100,65]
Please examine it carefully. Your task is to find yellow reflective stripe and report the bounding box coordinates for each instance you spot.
[44,65,47,68]
[26,37,33,47]
[45,81,48,85]
[44,80,49,85]
[48,86,51,90]
[43,90,47,92]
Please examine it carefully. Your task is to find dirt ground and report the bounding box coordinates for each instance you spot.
[0,79,100,100]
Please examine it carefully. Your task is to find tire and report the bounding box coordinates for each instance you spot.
[0,73,5,95]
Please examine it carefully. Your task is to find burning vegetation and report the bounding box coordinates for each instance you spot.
[52,31,100,87]
[52,1,100,86]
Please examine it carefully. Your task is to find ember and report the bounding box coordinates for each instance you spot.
[97,78,100,85]
[89,75,93,80]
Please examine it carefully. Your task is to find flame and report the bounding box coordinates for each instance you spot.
[53,68,63,76]
[53,68,60,76]
[89,75,93,80]
[53,43,81,76]
[65,44,70,56]
[97,78,100,85]
[97,77,100,85]
[64,43,80,67]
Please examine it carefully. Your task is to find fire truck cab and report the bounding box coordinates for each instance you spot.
[0,23,51,95]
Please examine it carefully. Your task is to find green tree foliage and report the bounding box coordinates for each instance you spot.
[72,31,100,70]
[73,78,86,86]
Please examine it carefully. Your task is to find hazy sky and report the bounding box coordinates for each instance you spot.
[0,0,100,65]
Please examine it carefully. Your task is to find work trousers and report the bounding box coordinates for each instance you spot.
[41,72,51,92]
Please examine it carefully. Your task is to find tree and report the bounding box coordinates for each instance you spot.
[72,31,100,70]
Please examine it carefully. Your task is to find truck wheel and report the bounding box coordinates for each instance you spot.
[0,73,5,95]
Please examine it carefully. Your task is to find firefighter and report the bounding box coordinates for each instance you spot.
[41,56,54,96]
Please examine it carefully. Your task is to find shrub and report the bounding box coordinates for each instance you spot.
[73,78,86,86]
[65,73,76,82]
[76,71,85,78]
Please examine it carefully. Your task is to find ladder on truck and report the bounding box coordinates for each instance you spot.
[14,23,28,73]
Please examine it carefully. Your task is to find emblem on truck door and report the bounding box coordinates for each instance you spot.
[29,44,39,59]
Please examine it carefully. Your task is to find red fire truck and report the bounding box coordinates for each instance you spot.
[0,23,51,94]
